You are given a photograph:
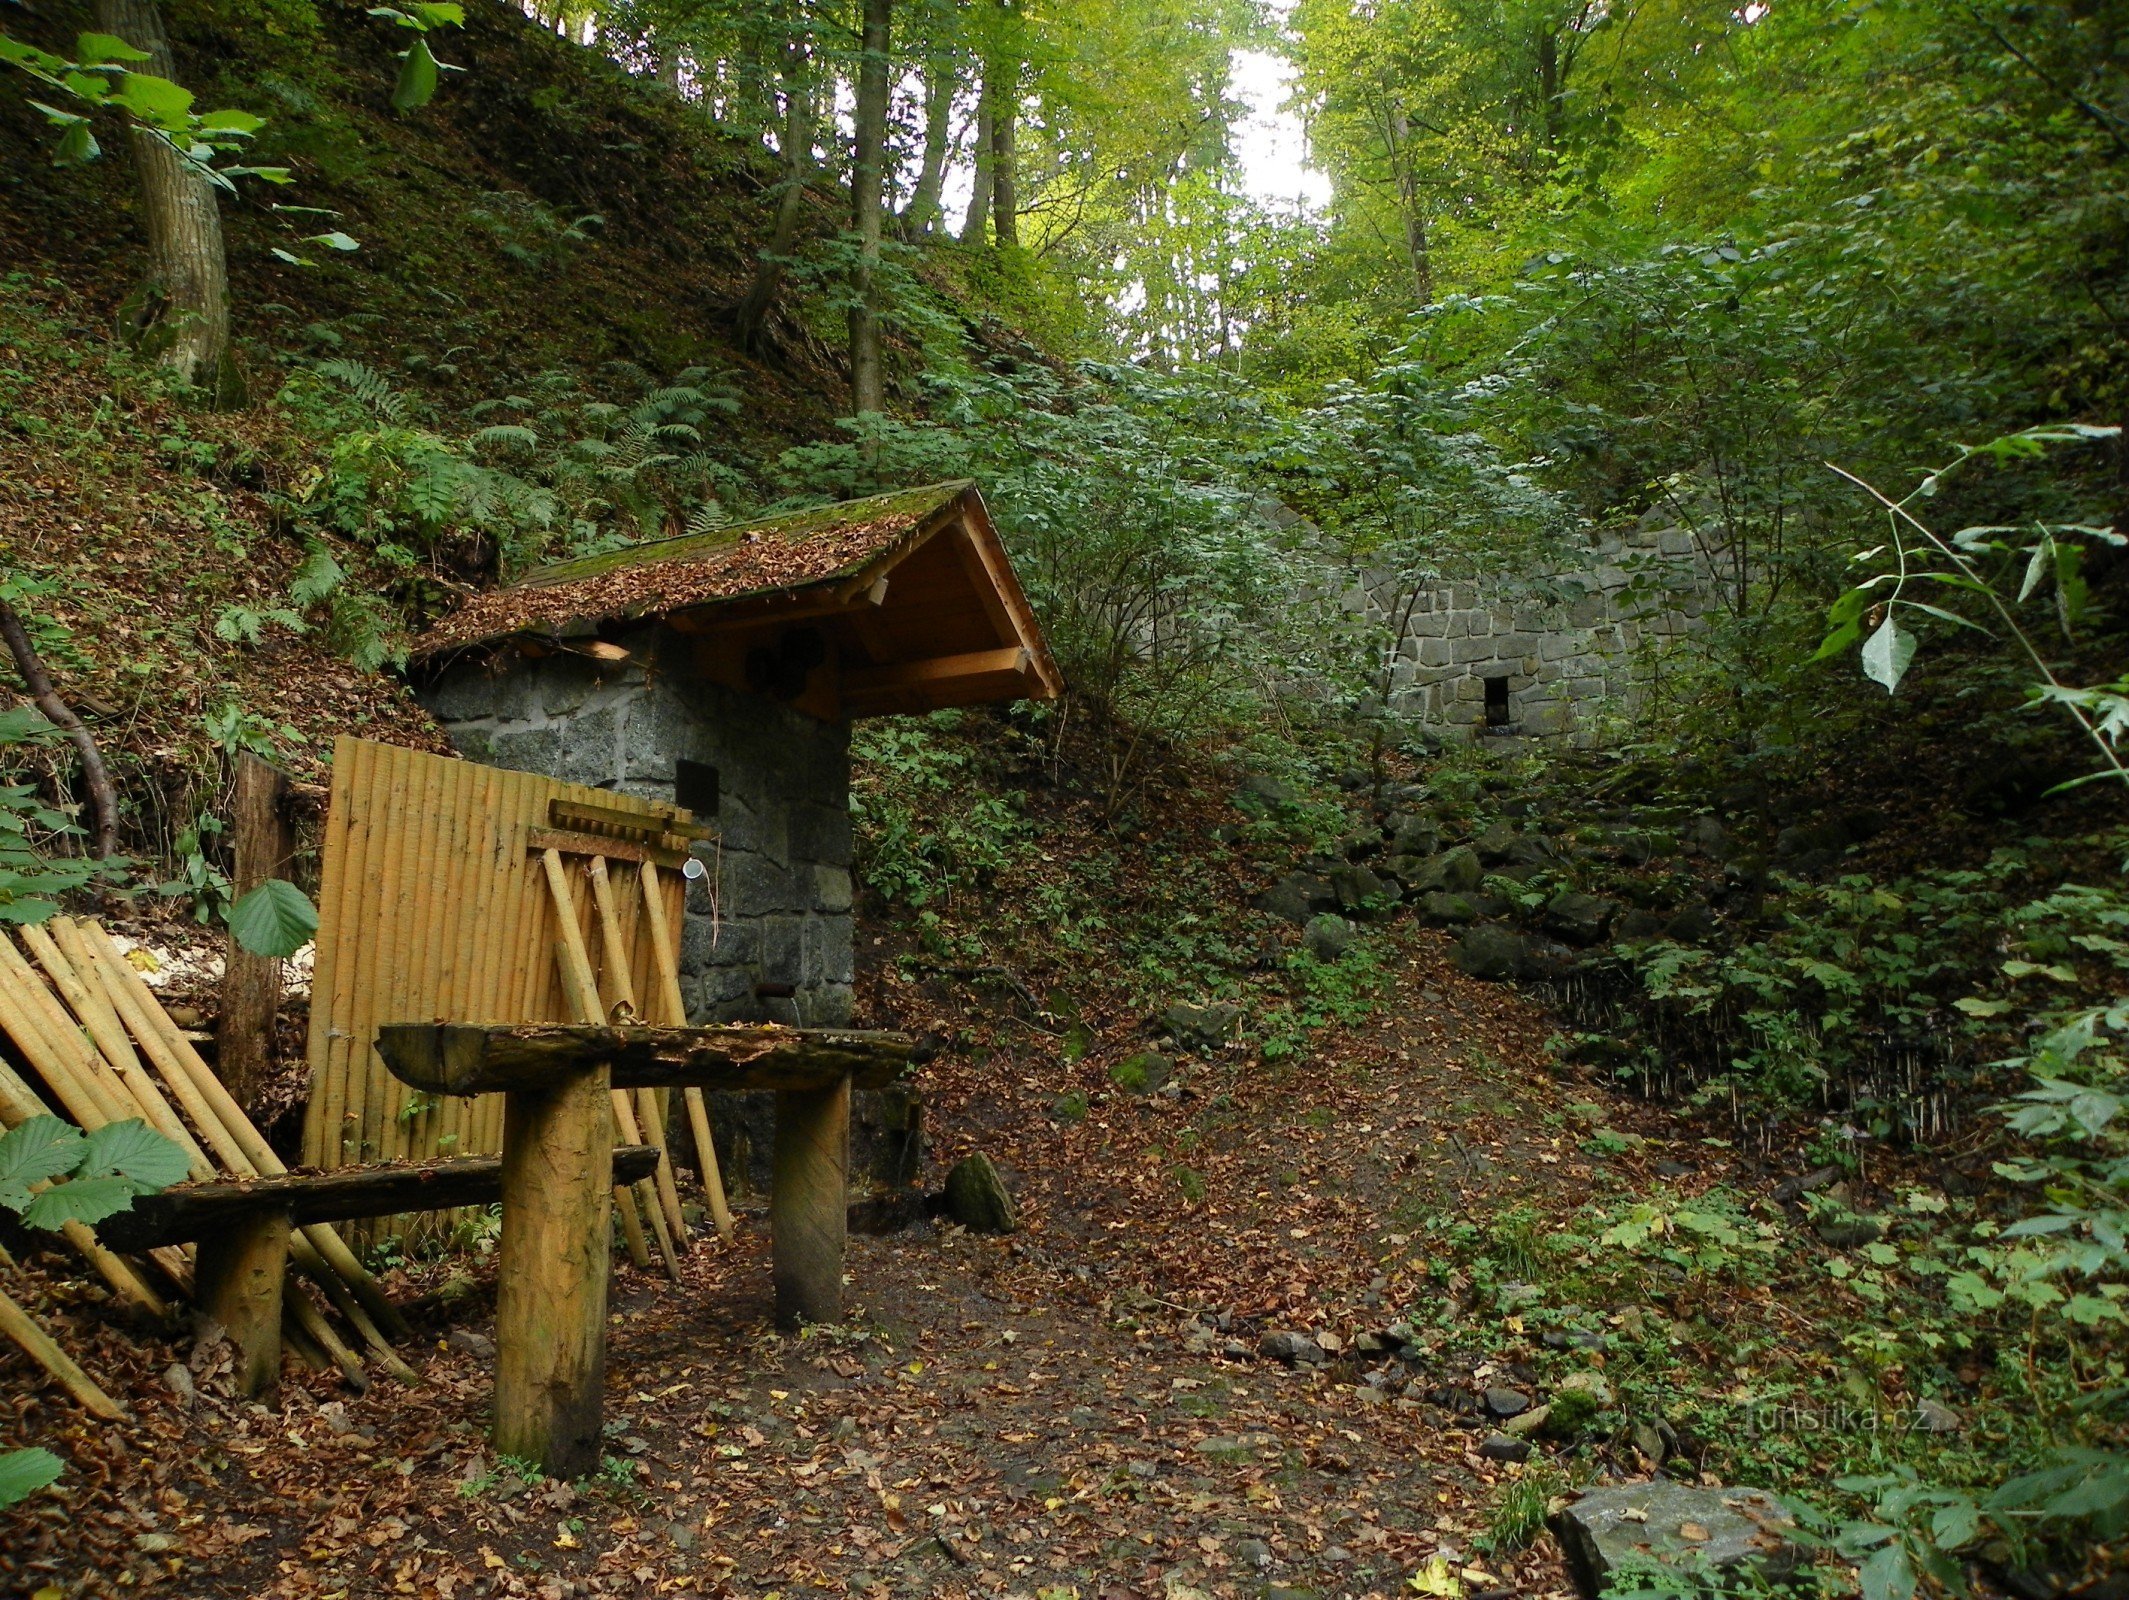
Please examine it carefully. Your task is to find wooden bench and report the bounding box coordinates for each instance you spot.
[376,1020,913,1477]
[101,1147,661,1397]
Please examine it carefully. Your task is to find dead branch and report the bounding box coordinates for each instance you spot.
[0,601,120,858]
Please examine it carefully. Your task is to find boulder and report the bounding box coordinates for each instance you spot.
[1479,1432,1531,1464]
[1475,820,1521,864]
[1663,904,1719,944]
[1303,914,1352,962]
[943,1154,1018,1234]
[1387,813,1439,857]
[1237,773,1300,810]
[1484,1386,1533,1418]
[1455,924,1531,981]
[1506,833,1559,868]
[1542,891,1615,947]
[1418,892,1480,926]
[1614,909,1666,943]
[1108,1052,1173,1094]
[1552,1483,1800,1599]
[1376,855,1428,893]
[1813,1213,1884,1250]
[1411,846,1483,895]
[1255,872,1335,925]
[1258,1330,1325,1365]
[1328,864,1388,916]
[1338,826,1384,861]
[1162,1001,1243,1051]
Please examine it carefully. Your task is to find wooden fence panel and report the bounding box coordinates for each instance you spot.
[303,738,696,1244]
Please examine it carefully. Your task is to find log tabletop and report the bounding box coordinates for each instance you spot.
[375,1021,918,1097]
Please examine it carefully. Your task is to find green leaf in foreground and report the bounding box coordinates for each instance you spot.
[390,36,440,112]
[0,1447,63,1509]
[78,1118,191,1191]
[21,1173,149,1230]
[228,877,318,958]
[0,1115,86,1211]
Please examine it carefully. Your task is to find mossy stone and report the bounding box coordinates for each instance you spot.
[943,1154,1017,1234]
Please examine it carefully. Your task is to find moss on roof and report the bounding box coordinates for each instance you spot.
[414,481,975,656]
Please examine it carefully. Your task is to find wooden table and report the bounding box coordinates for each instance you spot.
[377,1021,913,1477]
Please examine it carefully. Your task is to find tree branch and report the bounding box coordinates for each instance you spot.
[0,601,120,858]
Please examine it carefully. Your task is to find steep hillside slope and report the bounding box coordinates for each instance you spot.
[2,0,856,430]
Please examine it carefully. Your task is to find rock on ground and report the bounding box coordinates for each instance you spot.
[942,1153,1018,1233]
[1552,1482,1800,1599]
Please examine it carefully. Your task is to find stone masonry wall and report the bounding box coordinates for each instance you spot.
[1363,516,1715,743]
[419,623,856,1029]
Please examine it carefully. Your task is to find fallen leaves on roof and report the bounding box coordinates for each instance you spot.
[413,482,972,657]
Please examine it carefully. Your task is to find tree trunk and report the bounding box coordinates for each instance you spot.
[94,0,242,404]
[733,35,817,354]
[960,92,995,243]
[902,50,955,236]
[217,753,292,1112]
[734,33,774,137]
[849,0,892,417]
[1387,106,1432,304]
[990,58,1018,248]
[1537,28,1564,151]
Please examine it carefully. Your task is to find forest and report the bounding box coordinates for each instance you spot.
[0,0,2125,1596]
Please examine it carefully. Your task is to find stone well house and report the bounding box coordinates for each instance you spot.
[1331,512,1717,744]
[408,480,1061,1186]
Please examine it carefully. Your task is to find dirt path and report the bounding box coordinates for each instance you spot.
[3,932,1657,1599]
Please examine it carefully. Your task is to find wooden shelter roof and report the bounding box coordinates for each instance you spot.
[411,481,1062,719]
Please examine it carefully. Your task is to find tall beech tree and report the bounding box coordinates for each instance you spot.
[733,14,818,353]
[96,0,241,402]
[848,0,891,414]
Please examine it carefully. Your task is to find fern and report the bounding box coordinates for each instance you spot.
[289,544,345,607]
[313,359,407,423]
[472,423,540,455]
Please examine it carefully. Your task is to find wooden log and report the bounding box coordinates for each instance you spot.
[638,862,733,1242]
[193,1207,289,1396]
[494,1065,612,1479]
[217,753,293,1111]
[285,1273,368,1391]
[97,1147,662,1250]
[375,1022,913,1097]
[527,828,689,871]
[0,1281,126,1419]
[770,1075,850,1329]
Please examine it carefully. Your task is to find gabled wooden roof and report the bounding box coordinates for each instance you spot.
[411,481,1062,719]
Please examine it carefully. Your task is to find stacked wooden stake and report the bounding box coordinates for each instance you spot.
[0,917,413,1394]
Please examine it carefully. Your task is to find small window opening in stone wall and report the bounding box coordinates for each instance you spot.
[676,758,720,816]
[1483,675,1511,728]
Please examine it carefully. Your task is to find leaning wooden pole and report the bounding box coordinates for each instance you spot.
[67,921,416,1369]
[73,922,407,1320]
[0,1049,172,1318]
[0,1281,127,1419]
[542,852,662,1277]
[639,861,734,1242]
[586,857,691,1250]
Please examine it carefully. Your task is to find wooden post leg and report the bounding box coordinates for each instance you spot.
[194,1207,290,1398]
[494,1065,613,1480]
[770,1075,850,1329]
